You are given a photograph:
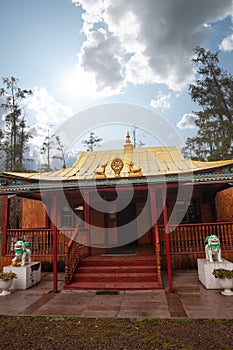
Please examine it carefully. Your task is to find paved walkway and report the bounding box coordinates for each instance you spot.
[1,270,233,318]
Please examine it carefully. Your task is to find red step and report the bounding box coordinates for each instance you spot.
[64,253,162,291]
[72,272,157,283]
[78,265,156,274]
[79,257,156,267]
[64,281,162,290]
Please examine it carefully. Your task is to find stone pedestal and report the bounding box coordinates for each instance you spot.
[3,262,41,290]
[197,258,233,289]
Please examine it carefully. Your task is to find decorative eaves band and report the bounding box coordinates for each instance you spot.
[1,172,233,194]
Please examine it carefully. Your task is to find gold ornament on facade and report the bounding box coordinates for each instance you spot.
[95,162,108,178]
[111,158,124,177]
[128,161,142,177]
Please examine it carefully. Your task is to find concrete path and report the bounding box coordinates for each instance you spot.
[1,270,233,318]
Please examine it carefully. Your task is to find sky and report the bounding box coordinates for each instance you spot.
[0,0,233,168]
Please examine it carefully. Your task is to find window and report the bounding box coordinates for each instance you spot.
[74,206,84,227]
[61,205,73,227]
[175,201,187,223]
[175,201,200,223]
[61,204,84,227]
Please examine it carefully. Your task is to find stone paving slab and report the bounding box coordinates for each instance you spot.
[1,270,233,318]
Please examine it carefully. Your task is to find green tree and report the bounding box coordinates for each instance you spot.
[0,76,32,170]
[183,47,233,161]
[82,132,102,152]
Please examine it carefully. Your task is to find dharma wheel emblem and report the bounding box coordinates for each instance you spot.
[111,158,124,177]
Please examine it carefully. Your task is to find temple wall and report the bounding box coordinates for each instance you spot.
[21,198,47,228]
[215,187,233,221]
[200,202,214,222]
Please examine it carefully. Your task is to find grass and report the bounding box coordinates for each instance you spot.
[0,316,232,350]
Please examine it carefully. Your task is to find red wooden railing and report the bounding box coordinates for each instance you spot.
[4,227,89,285]
[4,222,233,272]
[64,228,89,285]
[5,228,77,256]
[5,222,233,257]
[158,221,233,254]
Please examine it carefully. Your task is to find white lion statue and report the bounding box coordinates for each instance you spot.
[12,240,31,266]
[205,235,222,263]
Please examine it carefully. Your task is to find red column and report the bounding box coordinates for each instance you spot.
[1,195,9,256]
[45,208,50,228]
[162,188,173,293]
[149,187,163,286]
[149,187,158,249]
[51,194,58,293]
[83,191,91,255]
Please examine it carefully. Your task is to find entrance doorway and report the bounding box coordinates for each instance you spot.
[116,201,138,247]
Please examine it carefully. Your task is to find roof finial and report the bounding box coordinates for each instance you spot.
[125,131,131,145]
[124,131,133,151]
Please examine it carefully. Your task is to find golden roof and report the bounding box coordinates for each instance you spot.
[2,143,233,182]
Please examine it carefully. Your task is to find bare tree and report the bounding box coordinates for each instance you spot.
[82,132,102,152]
[40,130,66,171]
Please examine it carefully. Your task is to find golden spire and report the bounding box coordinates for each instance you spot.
[125,131,131,144]
[124,131,133,151]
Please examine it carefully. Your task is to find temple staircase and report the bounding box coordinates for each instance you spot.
[64,246,162,290]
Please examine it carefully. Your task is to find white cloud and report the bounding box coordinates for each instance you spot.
[28,123,48,148]
[22,88,74,169]
[150,91,172,111]
[65,149,82,167]
[25,86,73,125]
[80,28,125,91]
[23,123,48,170]
[220,33,233,51]
[1,86,75,170]
[125,53,156,85]
[0,96,6,127]
[70,0,233,94]
[26,123,71,170]
[60,47,124,104]
[177,113,197,129]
